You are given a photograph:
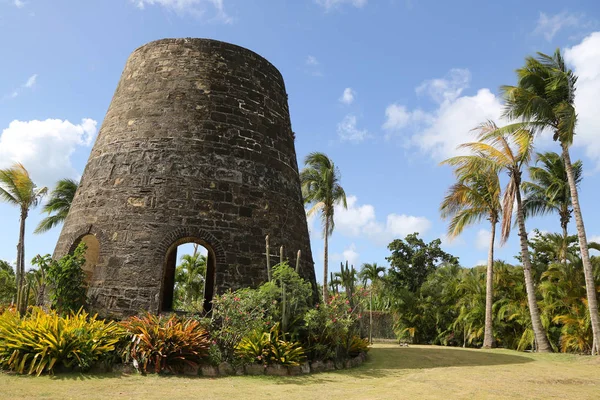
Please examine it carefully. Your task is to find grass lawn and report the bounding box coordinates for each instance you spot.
[1,344,599,399]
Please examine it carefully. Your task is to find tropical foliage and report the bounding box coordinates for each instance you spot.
[0,308,124,375]
[121,313,210,374]
[45,243,88,315]
[173,253,207,311]
[34,178,78,234]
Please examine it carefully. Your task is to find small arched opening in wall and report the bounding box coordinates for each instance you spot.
[70,234,100,287]
[161,238,217,314]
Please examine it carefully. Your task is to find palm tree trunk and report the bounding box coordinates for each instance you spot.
[323,218,329,304]
[561,217,568,265]
[483,220,495,349]
[369,287,373,344]
[561,221,569,264]
[16,209,27,313]
[561,143,600,355]
[515,180,552,352]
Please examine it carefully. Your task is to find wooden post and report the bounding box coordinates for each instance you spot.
[295,250,301,273]
[266,235,271,281]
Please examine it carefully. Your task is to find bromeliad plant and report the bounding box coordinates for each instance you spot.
[121,313,210,374]
[236,324,305,367]
[0,307,124,375]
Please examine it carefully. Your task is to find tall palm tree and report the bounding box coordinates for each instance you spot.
[522,152,582,264]
[300,152,347,304]
[440,163,501,349]
[34,178,78,234]
[359,262,386,344]
[445,121,552,352]
[0,163,47,312]
[502,49,600,354]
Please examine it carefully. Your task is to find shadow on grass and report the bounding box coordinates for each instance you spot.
[265,346,535,385]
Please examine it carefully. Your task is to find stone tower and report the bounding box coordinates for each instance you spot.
[53,38,316,317]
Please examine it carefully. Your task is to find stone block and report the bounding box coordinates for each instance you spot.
[244,364,265,375]
[265,365,288,376]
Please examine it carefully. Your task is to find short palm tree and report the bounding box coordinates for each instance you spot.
[445,121,552,352]
[0,163,47,312]
[502,49,600,354]
[300,152,347,304]
[34,178,78,234]
[174,253,207,310]
[360,262,386,344]
[440,162,501,349]
[522,152,582,264]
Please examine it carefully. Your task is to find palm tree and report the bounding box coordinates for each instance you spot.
[0,163,47,312]
[328,272,342,295]
[34,178,78,234]
[445,121,553,352]
[300,152,347,304]
[522,152,582,264]
[502,49,600,354]
[440,163,501,349]
[359,262,386,344]
[174,253,207,309]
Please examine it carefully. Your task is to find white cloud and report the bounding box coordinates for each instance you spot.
[315,0,367,11]
[334,195,431,245]
[534,11,581,41]
[337,114,369,143]
[4,73,38,100]
[473,260,487,268]
[331,243,360,267]
[24,74,37,88]
[339,87,355,105]
[440,233,465,248]
[588,235,600,244]
[14,0,25,8]
[383,104,411,131]
[416,68,471,104]
[476,229,491,251]
[383,68,504,160]
[306,55,319,66]
[0,118,97,188]
[565,32,600,170]
[305,55,323,77]
[131,0,231,22]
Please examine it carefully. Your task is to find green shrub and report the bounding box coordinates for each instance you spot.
[304,293,365,361]
[46,243,87,314]
[0,307,124,375]
[210,289,267,362]
[346,336,370,357]
[236,324,305,366]
[121,313,210,374]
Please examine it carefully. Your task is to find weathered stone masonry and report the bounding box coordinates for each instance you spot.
[53,38,316,317]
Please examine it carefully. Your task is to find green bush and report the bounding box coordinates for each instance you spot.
[236,324,305,367]
[121,313,210,374]
[304,293,364,361]
[210,288,267,362]
[0,307,124,375]
[46,243,87,314]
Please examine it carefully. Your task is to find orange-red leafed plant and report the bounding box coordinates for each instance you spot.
[121,313,210,374]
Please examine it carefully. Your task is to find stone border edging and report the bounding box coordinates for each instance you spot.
[111,351,368,377]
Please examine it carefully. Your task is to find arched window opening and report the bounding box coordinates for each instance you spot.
[72,234,100,286]
[161,239,216,314]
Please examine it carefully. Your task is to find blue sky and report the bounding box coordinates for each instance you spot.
[1,0,600,281]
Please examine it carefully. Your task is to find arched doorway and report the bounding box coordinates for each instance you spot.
[161,238,217,314]
[72,234,100,286]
